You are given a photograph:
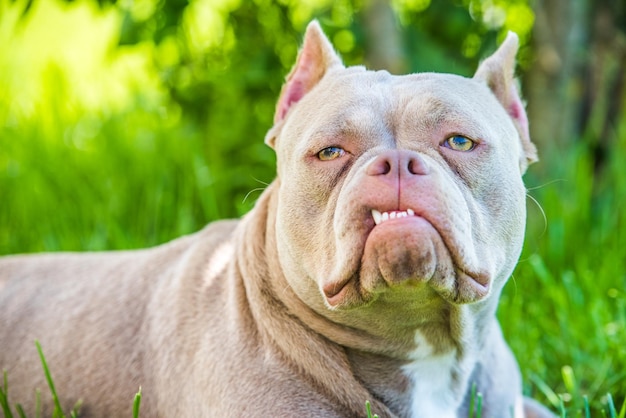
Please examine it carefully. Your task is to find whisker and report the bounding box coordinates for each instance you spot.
[508,273,518,299]
[526,178,566,192]
[242,187,267,204]
[526,192,547,238]
[251,176,271,187]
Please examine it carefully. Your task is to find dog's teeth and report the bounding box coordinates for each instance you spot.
[373,209,416,225]
[372,210,382,225]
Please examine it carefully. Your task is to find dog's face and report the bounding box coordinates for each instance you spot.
[266,23,536,329]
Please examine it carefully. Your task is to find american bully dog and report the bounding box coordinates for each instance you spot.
[0,22,553,417]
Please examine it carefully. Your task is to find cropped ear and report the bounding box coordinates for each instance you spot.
[474,32,538,173]
[265,20,343,149]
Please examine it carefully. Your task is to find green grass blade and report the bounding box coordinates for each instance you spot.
[561,365,577,395]
[584,395,591,418]
[71,399,82,417]
[365,400,379,418]
[608,393,617,418]
[475,392,483,418]
[69,398,82,418]
[133,387,142,418]
[619,395,626,418]
[0,390,13,418]
[35,340,65,418]
[559,395,566,418]
[15,404,27,418]
[530,374,561,408]
[0,371,13,418]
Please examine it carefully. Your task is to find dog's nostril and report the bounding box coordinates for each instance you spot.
[367,156,393,176]
[408,156,429,175]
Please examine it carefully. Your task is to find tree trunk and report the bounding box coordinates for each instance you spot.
[361,0,407,74]
[526,0,626,177]
[525,0,589,153]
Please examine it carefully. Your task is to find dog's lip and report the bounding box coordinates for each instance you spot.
[323,210,425,303]
[445,268,491,303]
[371,208,488,284]
[323,207,490,305]
[323,271,360,305]
[457,268,489,289]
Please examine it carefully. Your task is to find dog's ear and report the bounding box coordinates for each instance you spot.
[474,32,538,173]
[265,21,343,149]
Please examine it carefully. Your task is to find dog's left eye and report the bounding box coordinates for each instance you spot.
[443,135,476,152]
[317,146,346,161]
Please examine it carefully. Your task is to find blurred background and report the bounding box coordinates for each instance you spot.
[0,0,625,414]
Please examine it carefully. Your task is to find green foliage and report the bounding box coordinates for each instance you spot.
[0,64,275,252]
[497,137,626,413]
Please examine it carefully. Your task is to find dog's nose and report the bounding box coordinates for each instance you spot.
[366,150,430,178]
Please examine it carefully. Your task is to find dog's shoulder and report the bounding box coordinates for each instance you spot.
[192,218,240,245]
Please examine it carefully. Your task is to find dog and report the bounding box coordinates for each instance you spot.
[0,21,553,417]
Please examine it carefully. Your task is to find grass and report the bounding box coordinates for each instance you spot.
[0,66,276,254]
[497,135,626,413]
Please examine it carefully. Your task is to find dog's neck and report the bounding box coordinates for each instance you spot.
[237,183,500,417]
[342,303,498,417]
[346,347,461,418]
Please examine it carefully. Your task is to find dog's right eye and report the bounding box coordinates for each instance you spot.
[442,135,476,152]
[317,146,345,161]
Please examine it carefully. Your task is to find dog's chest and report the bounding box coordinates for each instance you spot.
[402,332,459,418]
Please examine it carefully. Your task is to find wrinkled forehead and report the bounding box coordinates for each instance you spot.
[304,69,513,140]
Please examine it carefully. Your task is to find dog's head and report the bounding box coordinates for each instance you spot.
[265,22,536,319]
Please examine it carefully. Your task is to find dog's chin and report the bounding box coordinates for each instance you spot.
[322,216,491,309]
